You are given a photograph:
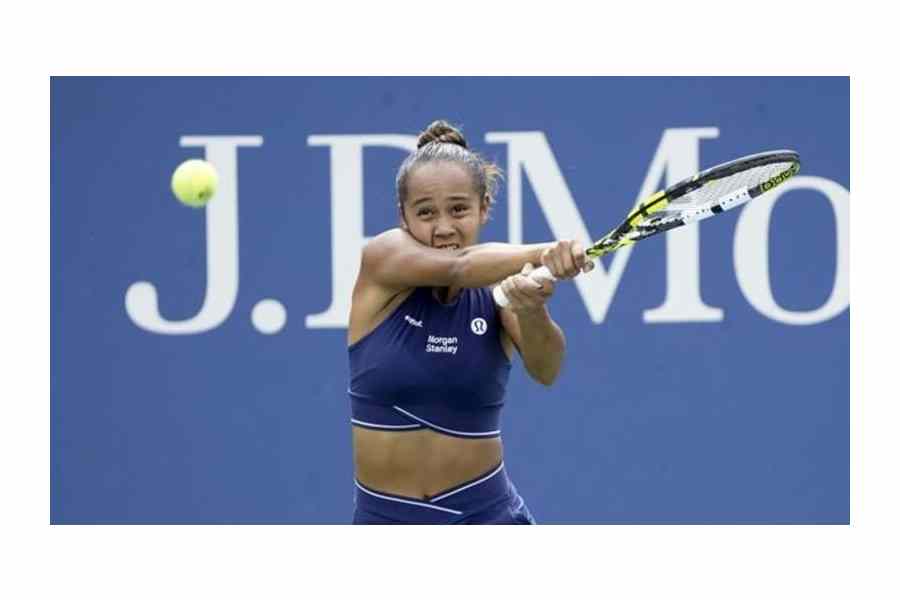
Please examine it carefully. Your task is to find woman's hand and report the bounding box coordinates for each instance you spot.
[540,240,594,280]
[498,262,555,315]
[497,240,593,315]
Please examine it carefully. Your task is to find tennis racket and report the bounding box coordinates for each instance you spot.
[493,149,801,307]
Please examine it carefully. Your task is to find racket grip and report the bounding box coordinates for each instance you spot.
[492,265,557,307]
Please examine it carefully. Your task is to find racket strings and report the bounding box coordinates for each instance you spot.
[676,161,793,210]
[641,161,793,230]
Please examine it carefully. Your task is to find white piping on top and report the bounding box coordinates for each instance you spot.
[391,406,501,438]
[351,418,422,430]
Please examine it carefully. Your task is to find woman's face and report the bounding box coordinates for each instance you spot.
[400,161,488,250]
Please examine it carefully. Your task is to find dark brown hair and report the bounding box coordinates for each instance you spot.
[396,120,502,215]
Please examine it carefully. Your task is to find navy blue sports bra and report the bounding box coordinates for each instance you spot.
[349,286,511,438]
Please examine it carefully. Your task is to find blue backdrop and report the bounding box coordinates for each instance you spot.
[51,77,849,523]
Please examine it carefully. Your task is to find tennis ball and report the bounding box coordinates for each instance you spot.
[171,159,219,207]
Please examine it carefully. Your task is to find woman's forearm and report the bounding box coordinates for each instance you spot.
[513,305,566,386]
[454,242,551,288]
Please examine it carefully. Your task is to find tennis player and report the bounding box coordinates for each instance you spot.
[348,120,592,524]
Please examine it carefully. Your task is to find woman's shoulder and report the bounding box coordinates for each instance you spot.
[359,228,431,281]
[362,228,407,255]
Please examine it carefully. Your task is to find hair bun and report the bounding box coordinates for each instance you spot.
[416,120,468,149]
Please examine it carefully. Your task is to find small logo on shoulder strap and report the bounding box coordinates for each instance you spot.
[404,315,423,328]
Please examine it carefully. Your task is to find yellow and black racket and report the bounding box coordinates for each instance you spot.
[493,150,801,307]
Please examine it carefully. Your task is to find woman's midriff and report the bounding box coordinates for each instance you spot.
[352,426,503,499]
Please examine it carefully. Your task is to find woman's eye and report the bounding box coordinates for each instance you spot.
[417,208,433,217]
[453,205,468,214]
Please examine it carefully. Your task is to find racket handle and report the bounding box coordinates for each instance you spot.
[492,265,557,307]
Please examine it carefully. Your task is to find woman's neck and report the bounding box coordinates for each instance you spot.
[433,286,461,305]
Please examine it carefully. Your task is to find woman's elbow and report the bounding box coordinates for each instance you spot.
[448,254,471,288]
[531,367,560,387]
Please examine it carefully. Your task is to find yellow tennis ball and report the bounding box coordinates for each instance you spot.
[171,159,219,207]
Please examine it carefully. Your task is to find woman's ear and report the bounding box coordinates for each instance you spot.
[480,196,491,225]
[398,202,408,230]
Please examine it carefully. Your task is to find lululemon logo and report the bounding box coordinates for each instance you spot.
[471,317,487,335]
